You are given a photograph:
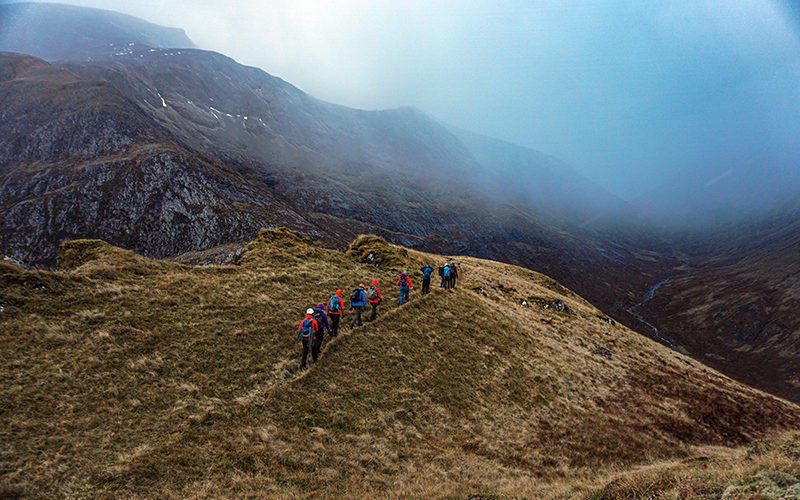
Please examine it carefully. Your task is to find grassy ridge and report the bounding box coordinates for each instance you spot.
[1,230,799,498]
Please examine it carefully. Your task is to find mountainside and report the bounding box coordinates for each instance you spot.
[0,53,325,265]
[1,231,798,497]
[0,4,673,328]
[0,2,195,62]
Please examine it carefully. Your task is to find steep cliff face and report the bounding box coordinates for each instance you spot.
[0,54,324,266]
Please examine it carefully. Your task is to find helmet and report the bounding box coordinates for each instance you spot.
[359,283,365,288]
[316,303,324,309]
[306,308,314,315]
[451,260,455,263]
[402,270,407,274]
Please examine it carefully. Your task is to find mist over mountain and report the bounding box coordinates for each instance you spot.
[0,2,195,61]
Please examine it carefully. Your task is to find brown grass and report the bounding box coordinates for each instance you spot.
[1,232,798,498]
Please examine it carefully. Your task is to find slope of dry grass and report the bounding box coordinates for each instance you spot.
[1,231,798,498]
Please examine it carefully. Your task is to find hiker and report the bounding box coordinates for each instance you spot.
[349,284,367,328]
[438,265,445,288]
[442,263,451,290]
[297,308,318,370]
[449,260,458,289]
[311,303,331,362]
[397,270,413,305]
[326,290,345,337]
[420,264,433,295]
[367,279,382,321]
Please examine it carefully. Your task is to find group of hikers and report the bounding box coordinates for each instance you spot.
[295,260,460,369]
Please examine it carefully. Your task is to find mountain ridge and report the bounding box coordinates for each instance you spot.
[1,230,798,497]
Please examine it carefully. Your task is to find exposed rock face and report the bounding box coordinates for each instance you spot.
[0,54,322,265]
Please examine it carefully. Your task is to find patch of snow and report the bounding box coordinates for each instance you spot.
[129,42,135,46]
[157,92,167,108]
[0,304,4,312]
[149,48,156,52]
[244,116,248,120]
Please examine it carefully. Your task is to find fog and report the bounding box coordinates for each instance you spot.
[6,0,800,207]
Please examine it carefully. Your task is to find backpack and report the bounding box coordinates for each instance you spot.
[328,295,340,313]
[299,319,314,340]
[422,267,432,279]
[438,266,444,277]
[313,310,324,324]
[399,274,408,286]
[367,286,379,300]
[350,288,362,304]
[444,266,450,277]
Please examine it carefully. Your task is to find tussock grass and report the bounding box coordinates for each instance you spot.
[1,231,798,498]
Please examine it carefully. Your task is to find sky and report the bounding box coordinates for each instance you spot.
[9,0,800,200]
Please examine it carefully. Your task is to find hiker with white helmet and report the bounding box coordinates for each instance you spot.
[297,308,319,370]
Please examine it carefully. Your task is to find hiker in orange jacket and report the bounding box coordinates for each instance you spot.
[367,279,382,321]
[326,289,345,337]
[397,270,413,305]
[297,308,319,369]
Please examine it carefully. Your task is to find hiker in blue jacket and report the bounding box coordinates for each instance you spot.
[442,263,451,290]
[349,284,367,328]
[420,264,433,295]
[311,303,331,362]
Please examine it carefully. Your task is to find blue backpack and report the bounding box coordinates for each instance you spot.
[422,266,432,279]
[299,319,314,340]
[399,274,409,286]
[328,295,340,313]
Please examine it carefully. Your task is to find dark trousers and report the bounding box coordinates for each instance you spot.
[312,331,324,361]
[330,314,340,336]
[301,339,310,369]
[349,307,363,327]
[450,275,457,289]
[370,302,378,321]
[422,278,430,295]
[442,276,450,289]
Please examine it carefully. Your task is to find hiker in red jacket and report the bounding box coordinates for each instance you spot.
[367,279,382,321]
[397,270,413,305]
[297,308,319,370]
[326,290,345,337]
